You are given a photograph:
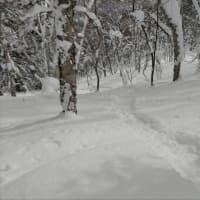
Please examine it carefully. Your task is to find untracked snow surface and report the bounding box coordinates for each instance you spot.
[0,61,200,199]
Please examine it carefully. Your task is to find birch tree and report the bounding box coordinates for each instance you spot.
[58,0,77,113]
[160,0,184,81]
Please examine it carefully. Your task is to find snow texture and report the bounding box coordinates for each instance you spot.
[131,10,145,23]
[109,30,123,39]
[0,55,200,199]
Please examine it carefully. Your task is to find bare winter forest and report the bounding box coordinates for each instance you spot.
[0,0,200,199]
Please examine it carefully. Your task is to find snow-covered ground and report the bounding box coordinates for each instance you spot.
[0,59,200,199]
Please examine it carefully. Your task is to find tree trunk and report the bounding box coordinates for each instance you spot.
[103,61,107,77]
[0,11,3,96]
[58,0,77,113]
[160,5,182,82]
[151,0,160,86]
[132,0,135,12]
[197,54,200,72]
[94,59,100,92]
[172,24,181,81]
[3,47,16,97]
[10,74,16,97]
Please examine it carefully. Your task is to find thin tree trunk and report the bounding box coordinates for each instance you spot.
[172,25,181,81]
[132,0,135,12]
[141,25,156,86]
[94,59,100,91]
[102,60,107,77]
[3,47,16,97]
[151,0,160,86]
[94,0,101,91]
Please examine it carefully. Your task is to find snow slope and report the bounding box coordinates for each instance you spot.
[0,60,200,199]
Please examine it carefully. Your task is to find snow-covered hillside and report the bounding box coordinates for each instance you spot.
[0,60,200,199]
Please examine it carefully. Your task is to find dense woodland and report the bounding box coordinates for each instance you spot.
[0,0,200,101]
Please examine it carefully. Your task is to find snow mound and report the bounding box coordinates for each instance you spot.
[41,77,59,93]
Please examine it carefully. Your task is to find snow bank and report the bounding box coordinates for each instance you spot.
[40,77,59,93]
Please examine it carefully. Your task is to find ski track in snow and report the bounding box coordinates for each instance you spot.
[0,78,200,198]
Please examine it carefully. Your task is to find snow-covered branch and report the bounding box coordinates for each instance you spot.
[75,5,102,30]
